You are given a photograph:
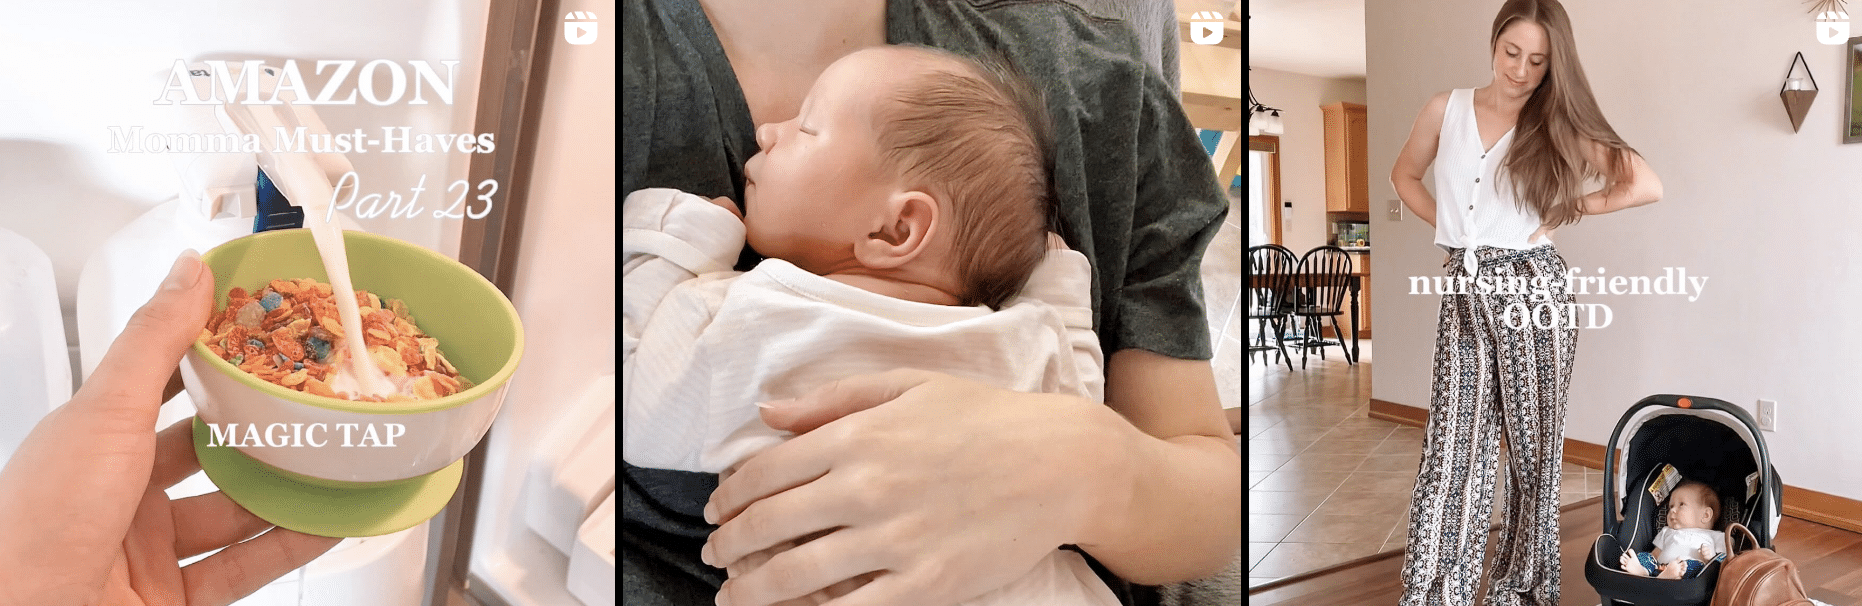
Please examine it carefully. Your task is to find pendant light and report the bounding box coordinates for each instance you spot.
[1248,68,1284,136]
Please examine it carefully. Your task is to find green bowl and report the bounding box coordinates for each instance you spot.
[179,228,523,537]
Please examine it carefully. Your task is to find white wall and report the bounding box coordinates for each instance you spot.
[1249,67,1366,254]
[1369,0,1862,500]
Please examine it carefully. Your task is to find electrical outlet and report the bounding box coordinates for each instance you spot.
[1757,399,1777,432]
[1389,199,1403,221]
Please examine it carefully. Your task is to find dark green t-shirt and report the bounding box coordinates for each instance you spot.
[621,0,1227,602]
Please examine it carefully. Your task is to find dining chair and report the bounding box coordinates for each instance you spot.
[1246,244,1296,371]
[1290,245,1355,368]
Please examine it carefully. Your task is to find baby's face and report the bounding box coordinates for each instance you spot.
[743,48,914,272]
[1667,484,1715,530]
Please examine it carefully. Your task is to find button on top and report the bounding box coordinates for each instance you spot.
[1481,153,1486,159]
[1468,205,1474,210]
[1475,177,1481,183]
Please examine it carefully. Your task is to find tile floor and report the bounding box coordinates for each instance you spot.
[1246,339,1606,588]
[1204,188,1243,411]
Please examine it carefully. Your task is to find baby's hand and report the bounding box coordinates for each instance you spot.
[709,196,743,220]
[1698,543,1714,561]
[1657,561,1687,579]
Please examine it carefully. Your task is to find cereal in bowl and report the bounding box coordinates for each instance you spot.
[198,278,473,401]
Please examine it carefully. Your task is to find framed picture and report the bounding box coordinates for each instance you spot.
[1848,35,1862,143]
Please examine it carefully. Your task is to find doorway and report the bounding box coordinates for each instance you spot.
[1249,136,1281,247]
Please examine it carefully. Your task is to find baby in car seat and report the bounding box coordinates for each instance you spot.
[1618,480,1728,579]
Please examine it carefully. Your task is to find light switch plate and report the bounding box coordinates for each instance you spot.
[1389,199,1403,221]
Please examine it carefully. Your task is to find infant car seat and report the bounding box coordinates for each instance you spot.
[1582,394,1783,606]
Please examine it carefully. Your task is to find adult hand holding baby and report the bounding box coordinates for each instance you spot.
[703,369,1124,606]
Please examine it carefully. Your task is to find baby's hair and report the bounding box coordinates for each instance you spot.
[871,45,1056,309]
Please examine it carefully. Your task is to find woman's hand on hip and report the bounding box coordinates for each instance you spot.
[702,369,1117,606]
[1530,225,1557,243]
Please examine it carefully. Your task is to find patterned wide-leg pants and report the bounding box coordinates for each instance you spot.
[1399,245,1578,606]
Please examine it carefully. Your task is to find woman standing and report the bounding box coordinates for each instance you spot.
[1389,0,1661,604]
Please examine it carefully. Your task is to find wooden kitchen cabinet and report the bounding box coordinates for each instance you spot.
[1323,102,1369,213]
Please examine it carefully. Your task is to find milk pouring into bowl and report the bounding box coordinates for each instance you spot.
[219,99,396,398]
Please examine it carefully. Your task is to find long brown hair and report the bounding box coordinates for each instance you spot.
[1491,0,1636,228]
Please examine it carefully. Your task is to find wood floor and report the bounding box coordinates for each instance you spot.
[1248,496,1862,605]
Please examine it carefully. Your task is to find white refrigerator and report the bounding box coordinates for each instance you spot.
[0,1,615,604]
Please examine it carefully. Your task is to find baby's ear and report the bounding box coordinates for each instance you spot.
[854,189,939,269]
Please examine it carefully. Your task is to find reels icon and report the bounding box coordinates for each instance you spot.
[565,11,598,45]
[1817,11,1849,45]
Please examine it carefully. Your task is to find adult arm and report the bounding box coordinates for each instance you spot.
[1077,349,1241,584]
[1392,91,1450,228]
[1071,58,1238,583]
[1575,142,1663,216]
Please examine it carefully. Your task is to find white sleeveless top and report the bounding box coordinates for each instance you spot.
[1434,88,1550,276]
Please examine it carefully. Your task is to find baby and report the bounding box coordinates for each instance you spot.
[1619,480,1728,579]
[622,45,1115,605]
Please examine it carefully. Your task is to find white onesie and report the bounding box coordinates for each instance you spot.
[1650,527,1727,564]
[621,188,1118,606]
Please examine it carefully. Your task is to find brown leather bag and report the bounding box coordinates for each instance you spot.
[1711,523,1815,606]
